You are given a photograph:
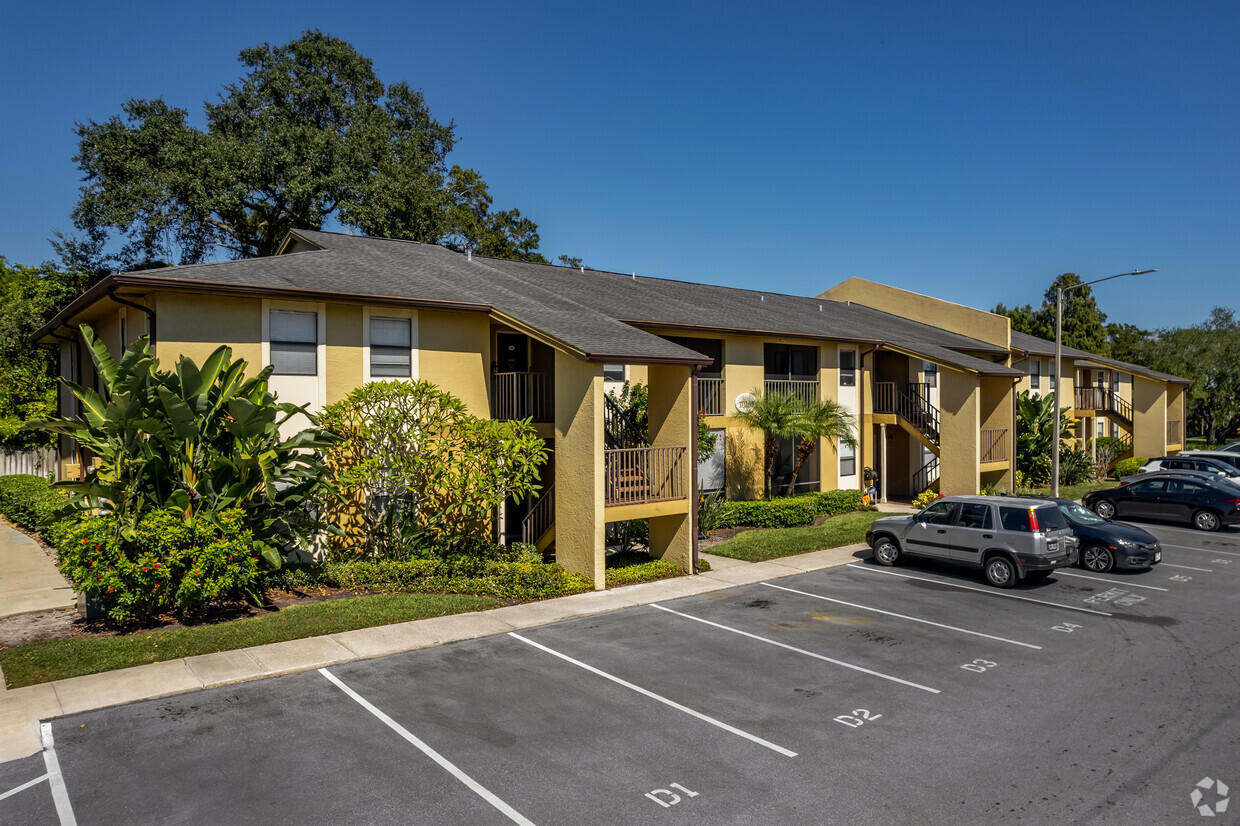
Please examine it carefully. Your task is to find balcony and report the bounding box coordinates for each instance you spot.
[764,378,819,405]
[981,428,1009,464]
[1167,420,1182,446]
[492,371,553,422]
[604,446,687,507]
[698,377,723,416]
[1074,387,1133,423]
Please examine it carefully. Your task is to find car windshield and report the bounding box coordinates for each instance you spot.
[1059,502,1107,525]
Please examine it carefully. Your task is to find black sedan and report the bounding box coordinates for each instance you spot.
[1084,474,1240,532]
[1048,498,1161,572]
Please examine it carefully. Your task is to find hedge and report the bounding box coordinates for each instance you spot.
[273,557,595,601]
[716,489,868,529]
[1114,457,1146,478]
[0,474,68,531]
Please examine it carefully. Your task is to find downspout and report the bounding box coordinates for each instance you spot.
[108,287,157,347]
[690,364,702,573]
[859,345,881,493]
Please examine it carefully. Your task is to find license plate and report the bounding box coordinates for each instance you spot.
[1047,540,1058,551]
[1155,551,1161,562]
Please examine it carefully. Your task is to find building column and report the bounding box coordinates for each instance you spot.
[647,363,695,573]
[879,423,889,503]
[938,369,981,496]
[554,352,606,589]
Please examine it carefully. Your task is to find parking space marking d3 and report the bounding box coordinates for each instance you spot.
[760,582,1043,650]
[319,668,538,826]
[508,632,799,757]
[844,564,1114,616]
[649,604,941,694]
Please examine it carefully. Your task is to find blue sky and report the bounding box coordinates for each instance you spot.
[1,0,1235,330]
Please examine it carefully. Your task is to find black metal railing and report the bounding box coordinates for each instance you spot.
[1074,387,1133,423]
[913,455,939,495]
[604,392,648,449]
[874,381,940,445]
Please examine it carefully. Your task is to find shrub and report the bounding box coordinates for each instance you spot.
[715,490,867,529]
[697,489,726,533]
[604,551,684,587]
[1058,448,1097,486]
[804,489,867,517]
[0,474,69,530]
[49,509,262,623]
[272,556,593,601]
[912,488,941,509]
[1115,457,1146,478]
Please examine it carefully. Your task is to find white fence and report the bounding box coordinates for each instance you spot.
[0,447,58,481]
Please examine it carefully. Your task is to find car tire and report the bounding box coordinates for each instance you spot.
[1024,570,1052,582]
[984,555,1019,588]
[1193,509,1221,532]
[1093,500,1116,519]
[1081,544,1116,573]
[873,536,903,566]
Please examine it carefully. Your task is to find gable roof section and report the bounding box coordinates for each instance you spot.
[1010,330,1190,385]
[36,229,1021,376]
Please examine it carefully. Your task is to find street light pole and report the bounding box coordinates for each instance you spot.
[1051,269,1157,497]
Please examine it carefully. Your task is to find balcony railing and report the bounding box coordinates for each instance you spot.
[520,484,554,546]
[981,428,1008,463]
[604,446,687,507]
[1074,387,1133,423]
[492,371,553,422]
[873,382,941,445]
[698,377,724,417]
[765,378,819,405]
[1167,420,1182,445]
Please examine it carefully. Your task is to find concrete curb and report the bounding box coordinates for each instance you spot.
[0,542,870,763]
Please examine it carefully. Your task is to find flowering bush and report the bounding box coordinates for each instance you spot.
[49,508,262,622]
[912,488,941,509]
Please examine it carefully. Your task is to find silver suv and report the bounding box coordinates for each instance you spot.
[866,495,1079,588]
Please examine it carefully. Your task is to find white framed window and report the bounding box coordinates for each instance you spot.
[603,364,626,382]
[1030,360,1040,391]
[363,307,418,383]
[839,349,856,387]
[840,440,856,477]
[269,309,318,375]
[923,361,938,388]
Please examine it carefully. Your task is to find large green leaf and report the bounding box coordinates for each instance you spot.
[157,386,199,440]
[64,380,109,429]
[81,326,119,390]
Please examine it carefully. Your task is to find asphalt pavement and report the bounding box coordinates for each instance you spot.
[2,519,1238,824]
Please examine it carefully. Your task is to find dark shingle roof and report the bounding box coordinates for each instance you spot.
[1010,330,1189,385]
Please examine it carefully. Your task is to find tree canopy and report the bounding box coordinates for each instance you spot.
[65,30,549,270]
[993,273,1110,355]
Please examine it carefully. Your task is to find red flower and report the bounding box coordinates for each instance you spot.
[107,588,114,593]
[94,544,100,550]
[154,563,159,569]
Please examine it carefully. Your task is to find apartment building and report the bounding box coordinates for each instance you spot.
[34,232,1182,587]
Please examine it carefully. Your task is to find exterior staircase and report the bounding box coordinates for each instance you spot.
[874,381,941,452]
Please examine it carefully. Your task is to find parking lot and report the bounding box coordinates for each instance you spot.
[3,520,1239,825]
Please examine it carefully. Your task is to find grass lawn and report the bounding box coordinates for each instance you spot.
[1021,481,1115,502]
[0,592,499,689]
[706,511,884,562]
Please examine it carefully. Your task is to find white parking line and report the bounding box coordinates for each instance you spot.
[760,582,1043,650]
[1161,562,1214,572]
[509,632,797,756]
[1160,543,1240,558]
[650,603,941,694]
[319,668,538,825]
[1054,570,1170,591]
[40,723,77,826]
[0,773,49,802]
[844,564,1113,616]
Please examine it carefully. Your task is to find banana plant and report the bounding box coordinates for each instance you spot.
[30,325,340,567]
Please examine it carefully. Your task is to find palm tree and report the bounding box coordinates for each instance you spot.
[785,399,858,496]
[733,390,801,498]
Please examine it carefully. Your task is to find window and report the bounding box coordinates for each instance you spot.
[269,310,318,375]
[1168,479,1204,495]
[839,440,856,477]
[663,336,723,377]
[839,350,856,387]
[370,316,412,377]
[999,507,1032,532]
[924,362,938,388]
[957,503,992,530]
[1030,360,1040,391]
[603,364,626,382]
[920,501,956,524]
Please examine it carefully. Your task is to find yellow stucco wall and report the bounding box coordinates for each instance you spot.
[155,291,263,368]
[979,376,1015,488]
[1132,376,1169,459]
[938,368,981,495]
[646,363,695,571]
[818,278,1010,349]
[554,352,605,589]
[419,309,491,416]
[325,304,363,404]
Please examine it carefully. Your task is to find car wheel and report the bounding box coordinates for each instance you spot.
[1024,570,1052,582]
[1081,544,1116,573]
[1093,500,1116,519]
[1193,509,1221,532]
[984,555,1019,588]
[873,536,903,566]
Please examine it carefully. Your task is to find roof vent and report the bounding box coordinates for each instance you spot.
[761,295,765,301]
[580,265,584,272]
[846,300,851,306]
[466,248,472,262]
[819,304,823,311]
[632,272,636,280]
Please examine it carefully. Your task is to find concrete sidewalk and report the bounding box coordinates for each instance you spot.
[0,522,76,620]
[0,541,871,763]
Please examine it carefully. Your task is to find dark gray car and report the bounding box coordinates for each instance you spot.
[865,495,1078,588]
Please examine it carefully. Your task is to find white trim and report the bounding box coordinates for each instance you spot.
[363,306,419,383]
